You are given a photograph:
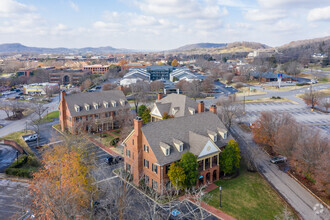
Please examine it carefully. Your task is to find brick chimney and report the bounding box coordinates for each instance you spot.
[198,101,205,113]
[59,91,66,132]
[209,105,217,114]
[132,116,143,186]
[117,85,124,92]
[157,93,163,100]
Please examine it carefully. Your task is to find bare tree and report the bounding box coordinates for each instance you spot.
[102,83,117,91]
[301,86,322,109]
[29,101,48,146]
[150,81,164,92]
[318,96,330,111]
[216,95,243,129]
[130,81,150,113]
[223,72,234,84]
[183,80,202,100]
[201,76,214,93]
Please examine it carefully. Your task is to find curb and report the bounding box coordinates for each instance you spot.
[0,174,31,183]
[287,172,329,210]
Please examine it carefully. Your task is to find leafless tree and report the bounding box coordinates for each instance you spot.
[29,101,48,146]
[80,79,92,91]
[183,80,202,100]
[201,77,214,93]
[301,86,322,109]
[130,81,150,113]
[318,96,330,111]
[216,95,243,129]
[150,81,164,92]
[223,72,234,84]
[102,83,117,91]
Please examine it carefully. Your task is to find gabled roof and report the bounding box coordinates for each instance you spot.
[154,94,198,117]
[141,112,231,166]
[64,90,129,117]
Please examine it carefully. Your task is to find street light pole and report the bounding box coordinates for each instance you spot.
[219,185,222,208]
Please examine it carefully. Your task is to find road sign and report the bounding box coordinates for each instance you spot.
[277,73,283,78]
[171,210,180,216]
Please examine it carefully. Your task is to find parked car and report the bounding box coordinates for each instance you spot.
[95,86,101,89]
[26,97,33,100]
[225,84,232,88]
[105,155,123,165]
[270,156,287,164]
[24,134,38,142]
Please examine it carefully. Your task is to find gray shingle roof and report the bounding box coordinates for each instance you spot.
[64,90,129,117]
[155,94,198,117]
[141,112,231,166]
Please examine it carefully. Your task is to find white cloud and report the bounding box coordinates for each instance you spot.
[257,0,328,9]
[308,6,330,22]
[69,1,79,12]
[0,0,35,17]
[244,9,286,21]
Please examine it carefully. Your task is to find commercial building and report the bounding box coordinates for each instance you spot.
[59,90,130,134]
[120,65,200,86]
[49,69,90,85]
[83,65,110,74]
[23,83,59,95]
[123,111,231,194]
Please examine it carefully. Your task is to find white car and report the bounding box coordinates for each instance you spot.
[225,85,232,88]
[24,134,38,142]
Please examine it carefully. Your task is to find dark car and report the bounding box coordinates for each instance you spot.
[95,86,101,89]
[270,156,287,164]
[105,156,114,165]
[114,156,123,163]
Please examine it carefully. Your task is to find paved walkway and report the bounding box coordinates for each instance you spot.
[87,137,121,156]
[179,183,236,220]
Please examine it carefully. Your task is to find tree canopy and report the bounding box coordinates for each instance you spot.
[220,139,241,175]
[168,162,186,193]
[179,152,199,188]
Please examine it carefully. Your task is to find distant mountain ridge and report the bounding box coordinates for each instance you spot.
[172,43,227,51]
[0,43,134,54]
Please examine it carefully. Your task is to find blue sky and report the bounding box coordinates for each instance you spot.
[0,0,329,50]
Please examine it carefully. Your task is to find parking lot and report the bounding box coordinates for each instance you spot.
[242,102,330,135]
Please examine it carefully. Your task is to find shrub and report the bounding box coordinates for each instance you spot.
[297,82,309,86]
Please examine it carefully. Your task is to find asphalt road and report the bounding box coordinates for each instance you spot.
[230,124,329,220]
[0,144,19,172]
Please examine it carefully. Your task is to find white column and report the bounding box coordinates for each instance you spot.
[203,159,205,171]
[210,157,213,168]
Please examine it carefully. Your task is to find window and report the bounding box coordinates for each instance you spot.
[152,179,158,190]
[95,114,99,119]
[179,144,183,152]
[126,149,131,158]
[144,159,149,168]
[126,163,131,173]
[165,148,170,156]
[132,139,134,145]
[145,175,149,185]
[144,145,149,152]
[105,112,110,117]
[152,164,158,173]
[165,164,170,174]
[214,135,217,142]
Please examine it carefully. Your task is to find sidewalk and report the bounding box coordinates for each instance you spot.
[179,183,236,220]
[87,137,121,157]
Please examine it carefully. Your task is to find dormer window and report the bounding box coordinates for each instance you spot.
[111,100,117,107]
[160,142,170,156]
[173,138,183,152]
[188,107,195,115]
[84,103,90,111]
[74,104,80,112]
[207,130,217,142]
[172,107,179,115]
[93,102,98,109]
[103,101,109,108]
[217,127,228,139]
[119,99,126,106]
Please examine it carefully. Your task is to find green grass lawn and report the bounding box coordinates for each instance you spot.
[0,130,35,155]
[39,110,59,123]
[203,164,296,220]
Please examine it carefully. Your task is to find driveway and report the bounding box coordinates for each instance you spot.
[230,125,329,220]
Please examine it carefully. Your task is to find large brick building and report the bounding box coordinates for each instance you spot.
[59,90,130,134]
[50,69,90,85]
[83,65,110,74]
[123,111,232,194]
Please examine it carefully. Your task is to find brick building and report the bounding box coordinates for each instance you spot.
[50,69,90,85]
[83,65,110,74]
[59,90,130,134]
[123,110,232,194]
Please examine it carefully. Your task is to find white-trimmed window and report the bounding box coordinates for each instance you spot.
[144,145,149,152]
